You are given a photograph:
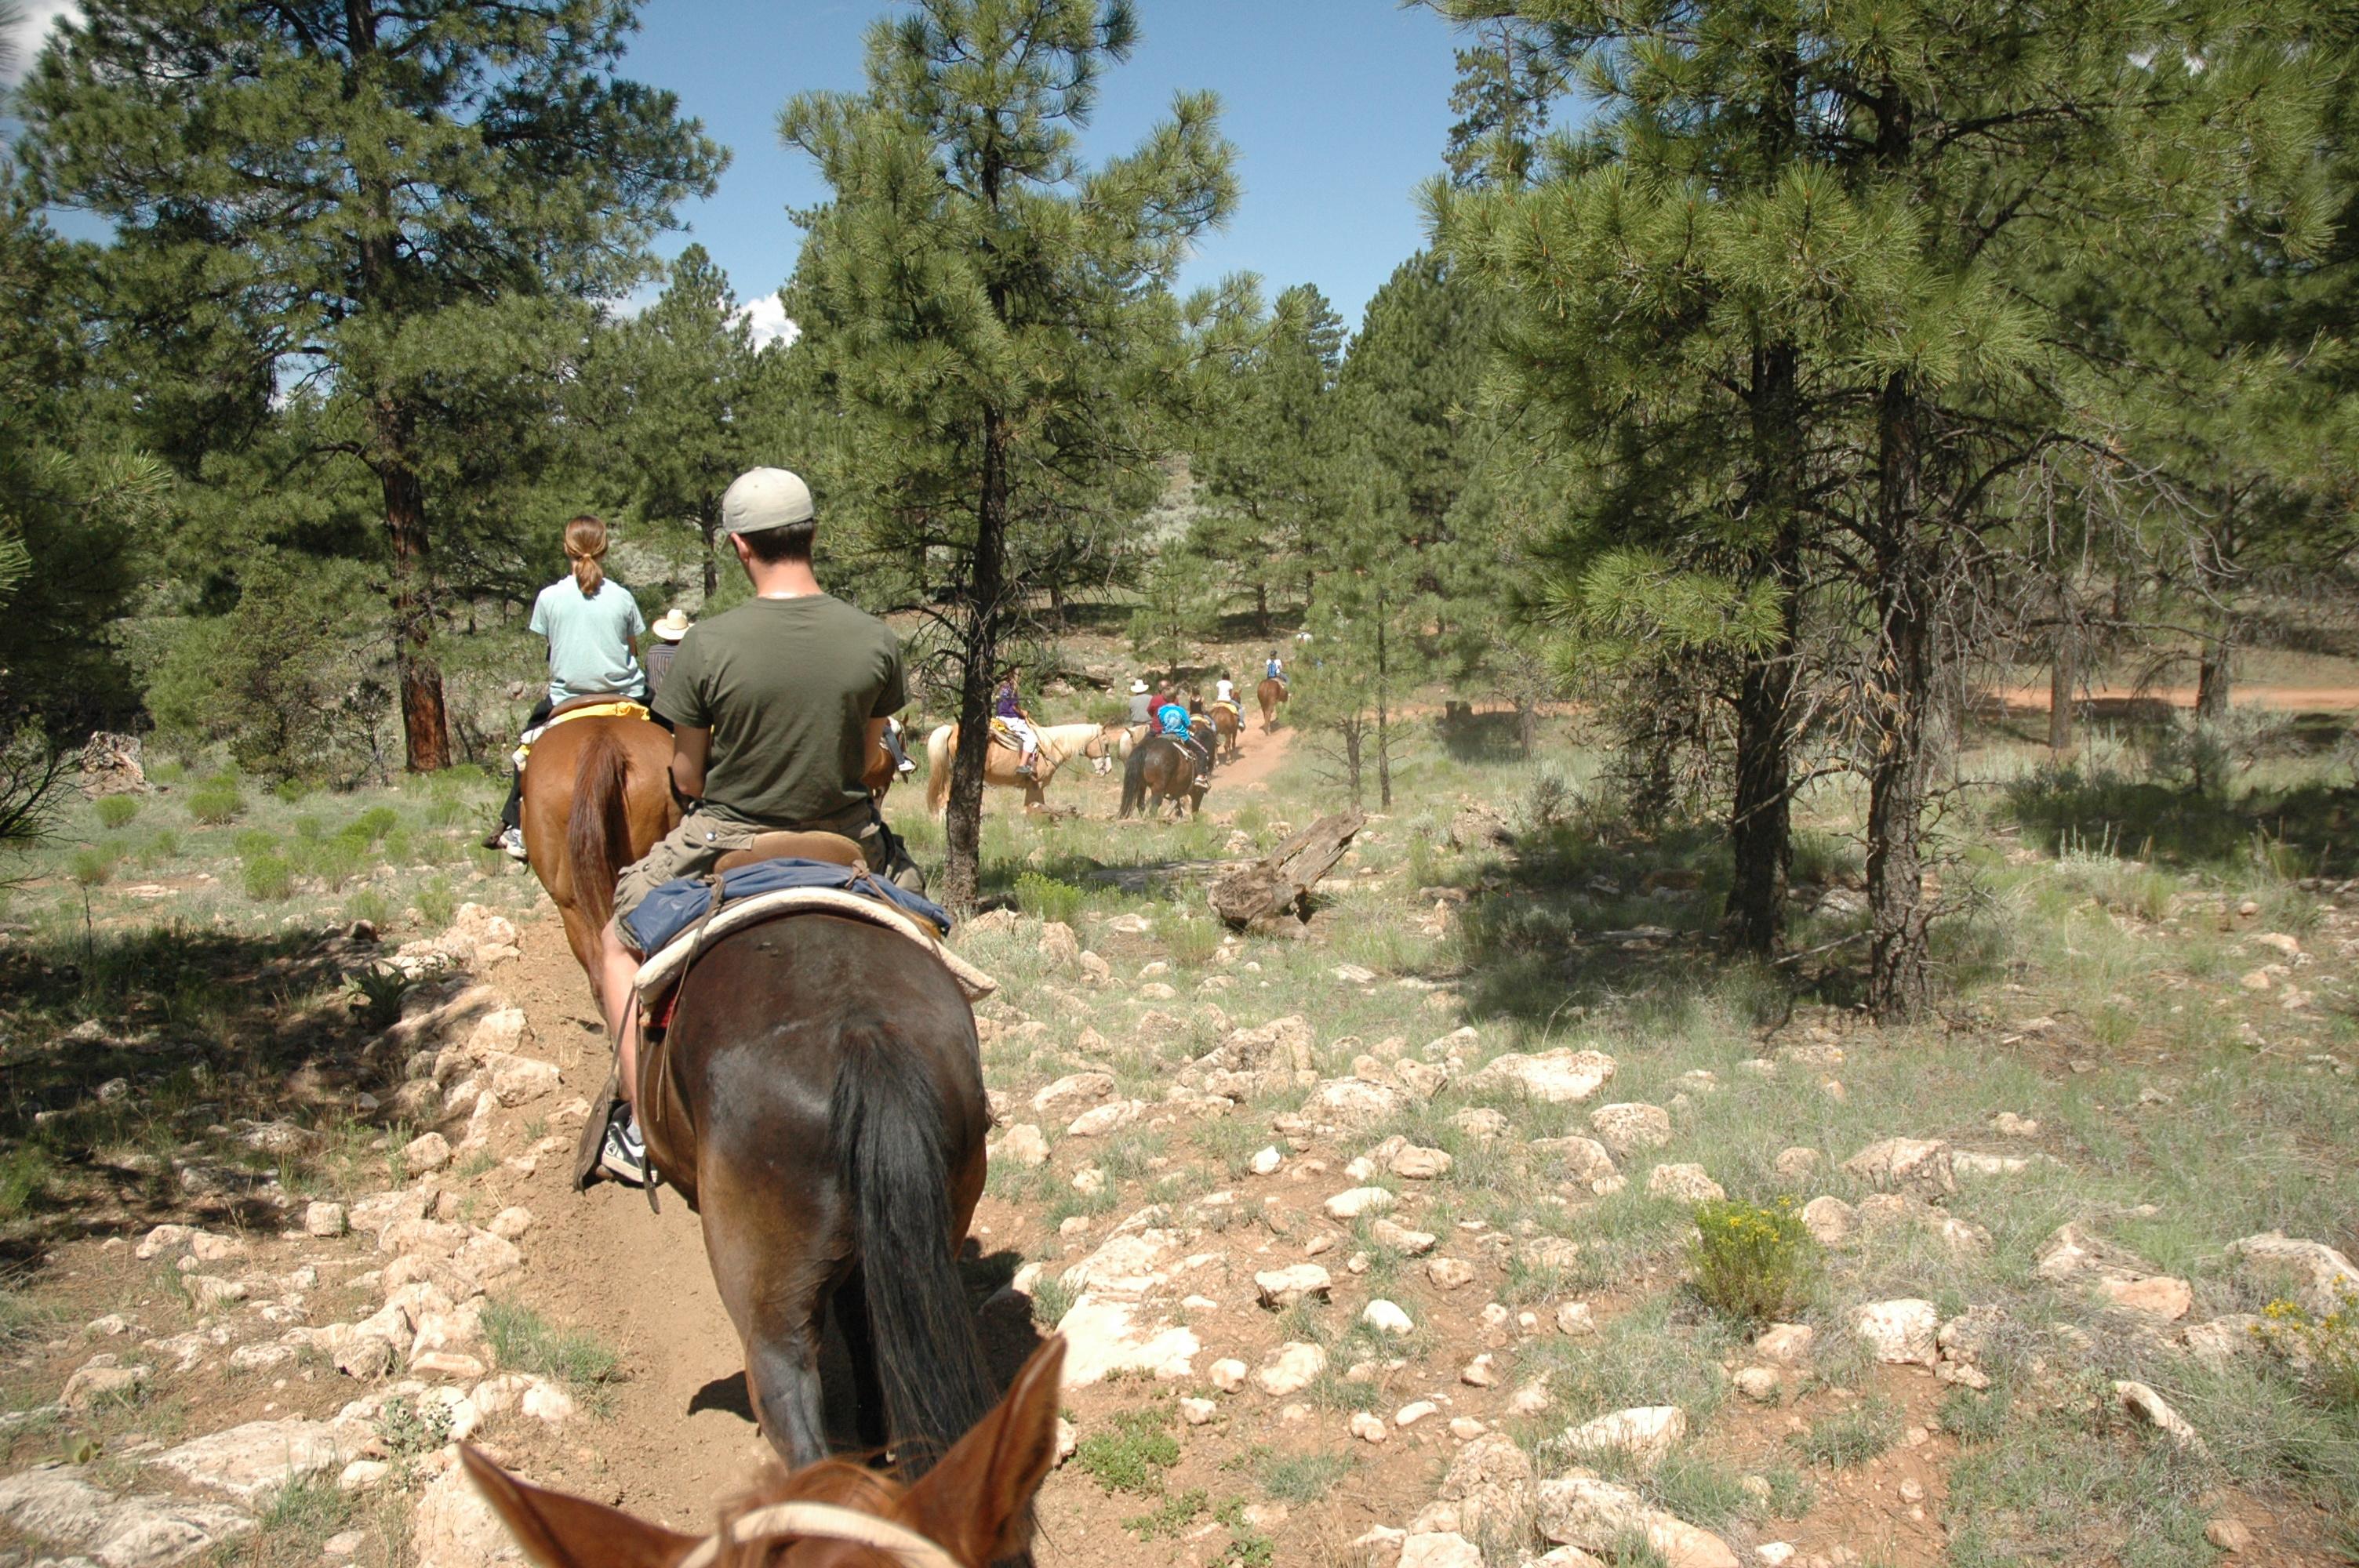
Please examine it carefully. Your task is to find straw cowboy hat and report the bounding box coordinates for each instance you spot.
[1130,678,1149,694]
[652,608,692,642]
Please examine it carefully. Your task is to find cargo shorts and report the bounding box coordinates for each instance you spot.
[611,800,894,946]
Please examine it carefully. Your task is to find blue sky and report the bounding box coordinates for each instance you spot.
[591,0,1464,336]
[2,1,1467,335]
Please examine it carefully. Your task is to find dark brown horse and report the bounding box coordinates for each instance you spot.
[1118,717,1217,819]
[644,913,994,1475]
[520,715,678,985]
[1256,676,1288,731]
[463,1337,1066,1568]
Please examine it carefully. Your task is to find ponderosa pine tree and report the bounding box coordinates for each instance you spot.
[1190,283,1347,630]
[585,245,799,606]
[1442,0,2324,1015]
[780,0,1235,909]
[14,0,722,771]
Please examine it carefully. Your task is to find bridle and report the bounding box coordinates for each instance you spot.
[674,1500,962,1568]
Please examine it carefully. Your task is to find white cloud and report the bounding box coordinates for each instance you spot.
[737,292,801,350]
[1,1,79,82]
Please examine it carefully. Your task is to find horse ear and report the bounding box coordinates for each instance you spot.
[460,1444,698,1568]
[895,1337,1067,1566]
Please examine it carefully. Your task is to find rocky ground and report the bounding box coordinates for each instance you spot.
[3,724,2357,1568]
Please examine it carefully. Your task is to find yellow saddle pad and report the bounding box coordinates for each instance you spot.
[514,698,651,771]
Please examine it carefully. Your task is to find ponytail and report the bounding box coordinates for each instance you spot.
[563,515,609,597]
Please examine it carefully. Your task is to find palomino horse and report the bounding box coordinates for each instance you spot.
[1119,717,1218,819]
[921,720,1107,813]
[1208,701,1245,761]
[463,1338,1067,1568]
[1257,676,1289,732]
[519,715,678,985]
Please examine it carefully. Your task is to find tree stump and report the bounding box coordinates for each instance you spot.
[1209,809,1366,929]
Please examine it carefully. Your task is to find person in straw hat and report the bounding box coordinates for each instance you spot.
[644,607,692,706]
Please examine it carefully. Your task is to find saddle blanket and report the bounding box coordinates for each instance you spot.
[626,859,994,1005]
[512,698,649,771]
[1210,699,1241,717]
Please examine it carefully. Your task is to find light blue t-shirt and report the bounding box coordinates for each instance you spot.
[529,577,647,703]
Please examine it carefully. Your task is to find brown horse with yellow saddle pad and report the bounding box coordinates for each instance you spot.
[1208,699,1245,760]
[518,706,678,988]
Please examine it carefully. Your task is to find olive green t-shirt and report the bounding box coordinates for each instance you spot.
[653,593,907,827]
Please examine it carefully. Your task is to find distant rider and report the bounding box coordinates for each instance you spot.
[643,608,691,706]
[591,468,908,1186]
[487,515,647,861]
[996,665,1041,778]
[1214,672,1236,707]
[1264,649,1285,684]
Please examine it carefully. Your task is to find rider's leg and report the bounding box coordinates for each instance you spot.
[597,916,642,1110]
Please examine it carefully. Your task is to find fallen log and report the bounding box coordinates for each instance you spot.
[1208,809,1366,929]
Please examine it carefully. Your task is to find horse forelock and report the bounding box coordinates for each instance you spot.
[717,1461,911,1566]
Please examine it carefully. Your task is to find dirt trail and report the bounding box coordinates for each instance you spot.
[492,918,765,1532]
[1988,681,2359,713]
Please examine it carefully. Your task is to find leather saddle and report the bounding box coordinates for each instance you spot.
[714,829,866,875]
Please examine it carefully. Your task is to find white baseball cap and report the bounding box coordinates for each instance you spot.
[721,467,815,535]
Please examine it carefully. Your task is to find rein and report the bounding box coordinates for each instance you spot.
[674,1501,961,1568]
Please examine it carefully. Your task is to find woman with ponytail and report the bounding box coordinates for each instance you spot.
[487,516,649,858]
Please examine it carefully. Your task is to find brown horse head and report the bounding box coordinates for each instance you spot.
[462,1338,1067,1568]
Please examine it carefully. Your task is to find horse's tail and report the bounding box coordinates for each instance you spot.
[565,725,634,934]
[833,1025,994,1475]
[1118,742,1147,818]
[925,725,954,815]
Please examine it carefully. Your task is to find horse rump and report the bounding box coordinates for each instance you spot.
[831,1025,996,1475]
[563,727,634,931]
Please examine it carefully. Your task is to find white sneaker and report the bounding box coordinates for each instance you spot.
[496,826,527,862]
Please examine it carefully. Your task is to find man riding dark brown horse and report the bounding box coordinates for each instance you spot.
[591,466,912,1186]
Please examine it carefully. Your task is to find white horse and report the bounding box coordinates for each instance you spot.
[923,720,1121,813]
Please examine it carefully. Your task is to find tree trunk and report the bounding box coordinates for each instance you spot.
[1866,373,1933,1022]
[1048,579,1066,630]
[1343,722,1364,807]
[1515,696,1536,757]
[1725,332,1801,956]
[942,407,1009,912]
[2048,641,2074,753]
[1209,809,1366,927]
[701,516,719,603]
[1255,582,1270,637]
[380,449,450,773]
[2197,632,2230,720]
[1375,608,1393,810]
[1725,636,1794,956]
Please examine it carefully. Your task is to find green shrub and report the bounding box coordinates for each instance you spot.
[1015,871,1083,925]
[274,776,314,804]
[347,805,400,843]
[1794,1396,1902,1467]
[69,846,117,887]
[301,835,367,890]
[416,878,456,930]
[94,796,139,830]
[1165,914,1223,967]
[345,964,410,1030]
[345,888,394,931]
[1074,1403,1180,1494]
[186,786,245,826]
[242,853,294,901]
[2259,1288,2359,1409]
[479,1300,621,1392]
[1688,1197,1816,1324]
[293,814,325,840]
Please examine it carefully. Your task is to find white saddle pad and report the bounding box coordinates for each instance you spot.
[634,887,998,1005]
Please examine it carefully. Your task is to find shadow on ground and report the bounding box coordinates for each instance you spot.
[0,924,375,1265]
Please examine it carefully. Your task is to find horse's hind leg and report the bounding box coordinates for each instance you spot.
[743,1316,831,1468]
